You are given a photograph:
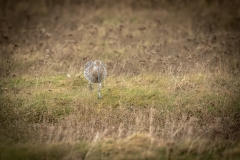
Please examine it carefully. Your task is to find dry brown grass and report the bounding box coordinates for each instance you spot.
[0,0,240,159]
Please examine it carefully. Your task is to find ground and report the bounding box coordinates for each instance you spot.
[0,0,240,159]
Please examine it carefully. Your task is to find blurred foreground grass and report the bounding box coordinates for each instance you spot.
[1,134,239,160]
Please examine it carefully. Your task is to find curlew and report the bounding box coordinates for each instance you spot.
[84,60,107,99]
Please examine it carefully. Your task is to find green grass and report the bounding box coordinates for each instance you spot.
[1,72,240,159]
[1,73,240,159]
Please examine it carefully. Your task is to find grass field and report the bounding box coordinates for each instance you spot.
[1,0,240,159]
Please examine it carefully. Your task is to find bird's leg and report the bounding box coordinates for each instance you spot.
[97,66,102,99]
[98,83,102,99]
[89,83,93,91]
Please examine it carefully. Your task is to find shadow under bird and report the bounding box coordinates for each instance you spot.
[84,60,107,99]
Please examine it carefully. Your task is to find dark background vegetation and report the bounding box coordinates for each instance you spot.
[1,0,240,76]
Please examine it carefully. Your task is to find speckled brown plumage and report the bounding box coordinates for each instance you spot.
[84,60,107,98]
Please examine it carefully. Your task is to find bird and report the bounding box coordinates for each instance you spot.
[84,60,107,99]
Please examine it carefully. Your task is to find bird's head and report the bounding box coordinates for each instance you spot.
[94,60,102,66]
